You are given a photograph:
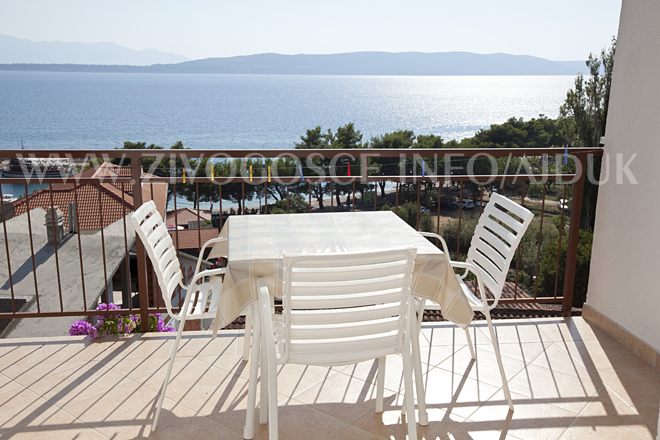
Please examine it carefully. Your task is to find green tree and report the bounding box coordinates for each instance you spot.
[370,130,415,196]
[558,37,616,230]
[295,126,333,209]
[331,123,364,206]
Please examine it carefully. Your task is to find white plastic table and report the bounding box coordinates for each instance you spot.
[210,211,473,333]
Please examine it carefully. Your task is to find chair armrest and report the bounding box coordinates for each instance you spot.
[449,261,491,307]
[194,237,227,275]
[168,267,226,321]
[189,267,226,287]
[419,232,451,258]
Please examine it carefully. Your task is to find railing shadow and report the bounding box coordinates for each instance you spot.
[0,320,657,439]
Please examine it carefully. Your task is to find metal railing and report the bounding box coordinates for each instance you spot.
[0,147,603,333]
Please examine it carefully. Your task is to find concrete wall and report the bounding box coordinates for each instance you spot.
[586,0,660,352]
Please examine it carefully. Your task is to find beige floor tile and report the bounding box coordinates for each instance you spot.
[559,397,656,440]
[479,341,548,365]
[72,381,161,438]
[0,323,656,439]
[464,391,578,440]
[331,424,382,440]
[94,337,175,371]
[5,411,107,440]
[475,321,549,345]
[421,324,487,347]
[353,406,465,440]
[559,423,655,440]
[196,351,248,378]
[272,363,338,402]
[0,343,41,371]
[536,318,604,343]
[563,390,657,439]
[419,343,469,368]
[13,359,109,401]
[531,340,595,374]
[292,368,379,423]
[148,410,243,440]
[173,332,242,358]
[564,338,653,371]
[0,340,106,380]
[337,356,403,394]
[0,377,48,427]
[593,367,660,410]
[435,345,527,391]
[423,365,504,419]
[252,402,352,440]
[507,364,595,414]
[0,375,107,439]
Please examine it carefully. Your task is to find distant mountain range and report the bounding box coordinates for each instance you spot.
[0,35,587,75]
[0,34,188,65]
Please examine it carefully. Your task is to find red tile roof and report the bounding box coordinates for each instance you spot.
[13,183,130,231]
[166,208,212,226]
[13,163,168,231]
[169,228,220,251]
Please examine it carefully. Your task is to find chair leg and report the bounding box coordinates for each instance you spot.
[401,343,418,440]
[243,307,261,440]
[266,347,278,440]
[416,299,425,333]
[259,335,268,424]
[483,309,514,411]
[258,296,279,439]
[464,326,476,360]
[243,306,252,361]
[411,323,428,426]
[152,317,185,432]
[376,357,386,412]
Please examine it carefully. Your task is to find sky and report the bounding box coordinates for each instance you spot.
[0,0,622,61]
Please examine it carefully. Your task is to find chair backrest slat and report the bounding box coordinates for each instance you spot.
[290,302,402,325]
[130,201,182,318]
[467,193,534,300]
[282,248,416,365]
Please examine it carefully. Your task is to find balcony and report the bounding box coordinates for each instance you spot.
[0,147,657,439]
[0,317,657,439]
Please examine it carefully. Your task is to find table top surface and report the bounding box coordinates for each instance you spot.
[211,211,443,261]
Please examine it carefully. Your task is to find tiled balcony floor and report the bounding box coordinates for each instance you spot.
[0,317,657,439]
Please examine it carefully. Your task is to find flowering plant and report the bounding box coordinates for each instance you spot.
[69,303,175,338]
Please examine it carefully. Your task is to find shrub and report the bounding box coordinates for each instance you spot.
[440,215,480,259]
[388,202,434,233]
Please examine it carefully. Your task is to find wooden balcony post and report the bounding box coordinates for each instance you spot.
[131,152,151,330]
[562,153,587,316]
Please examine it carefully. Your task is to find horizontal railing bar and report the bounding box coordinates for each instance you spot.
[140,174,578,184]
[496,297,564,304]
[0,147,604,159]
[0,176,133,184]
[0,308,178,319]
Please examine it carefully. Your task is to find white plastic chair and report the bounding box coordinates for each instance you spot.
[417,192,534,411]
[130,201,226,431]
[243,248,423,440]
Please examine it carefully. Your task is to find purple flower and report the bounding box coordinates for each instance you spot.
[69,320,98,338]
[157,318,175,332]
[96,302,120,311]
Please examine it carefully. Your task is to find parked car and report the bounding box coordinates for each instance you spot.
[557,198,570,211]
[461,199,476,209]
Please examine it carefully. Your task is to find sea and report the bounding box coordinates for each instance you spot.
[0,71,574,150]
[0,71,575,207]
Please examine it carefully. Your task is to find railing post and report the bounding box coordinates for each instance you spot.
[131,152,151,330]
[561,153,586,316]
